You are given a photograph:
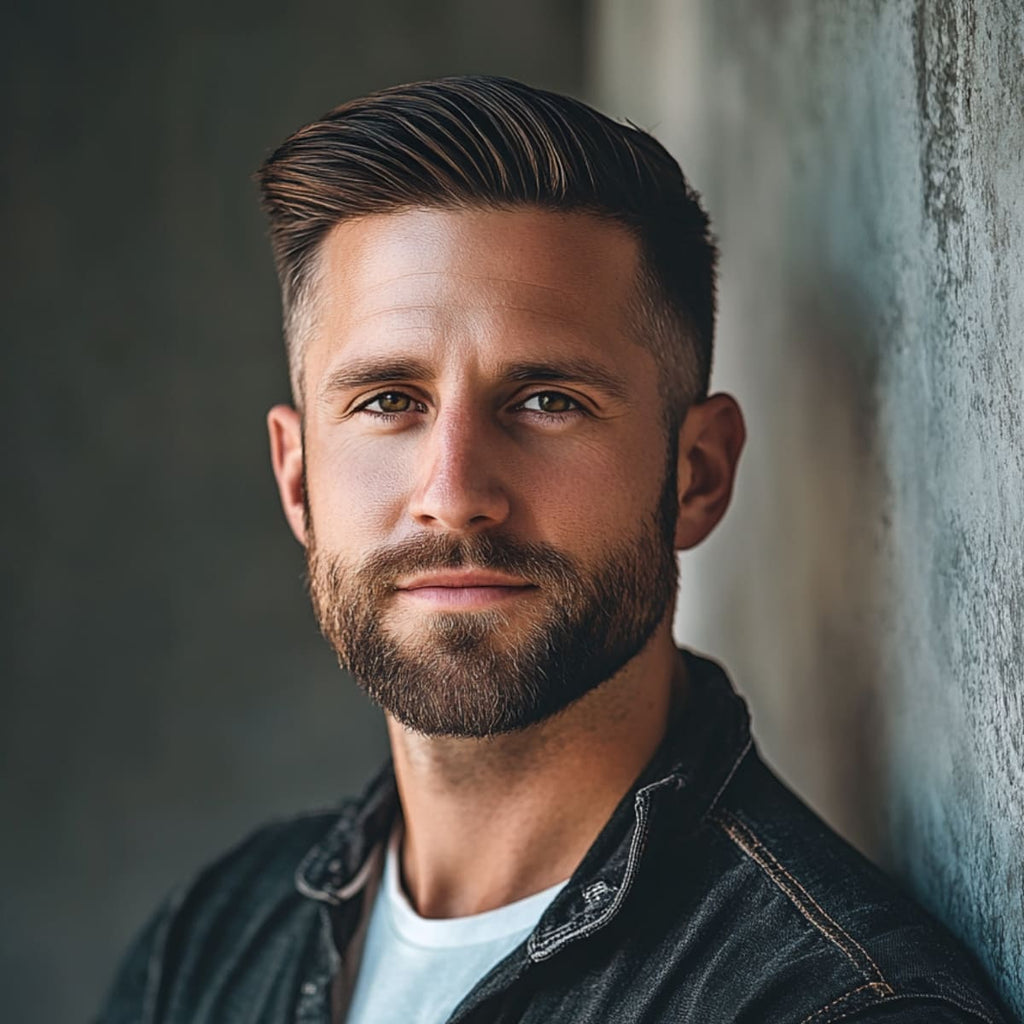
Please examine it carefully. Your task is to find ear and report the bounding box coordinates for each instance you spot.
[673,393,746,550]
[267,404,308,546]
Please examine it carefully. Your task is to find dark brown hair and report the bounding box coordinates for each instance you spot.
[256,75,717,420]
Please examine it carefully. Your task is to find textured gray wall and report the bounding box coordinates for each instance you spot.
[593,0,1023,1014]
[1,4,584,1021]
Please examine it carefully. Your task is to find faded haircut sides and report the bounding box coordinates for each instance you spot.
[255,75,718,425]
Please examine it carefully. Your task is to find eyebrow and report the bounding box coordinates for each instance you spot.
[319,358,432,399]
[501,360,631,402]
[318,356,632,404]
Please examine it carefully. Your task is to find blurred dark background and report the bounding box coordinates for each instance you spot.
[1,4,585,1020]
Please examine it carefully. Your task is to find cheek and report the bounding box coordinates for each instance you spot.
[307,438,414,546]
[523,439,665,554]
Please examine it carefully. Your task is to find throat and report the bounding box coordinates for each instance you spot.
[385,633,683,919]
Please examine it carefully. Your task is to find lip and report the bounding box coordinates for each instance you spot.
[395,570,537,608]
[396,570,534,590]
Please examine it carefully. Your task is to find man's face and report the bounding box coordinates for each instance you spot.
[297,207,680,737]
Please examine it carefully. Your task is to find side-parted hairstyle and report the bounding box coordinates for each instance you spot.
[256,75,717,424]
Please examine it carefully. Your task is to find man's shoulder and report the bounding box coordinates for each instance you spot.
[650,749,1009,1022]
[149,803,346,933]
[181,804,344,904]
[96,806,343,1024]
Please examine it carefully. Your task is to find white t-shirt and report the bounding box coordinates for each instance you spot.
[344,826,568,1024]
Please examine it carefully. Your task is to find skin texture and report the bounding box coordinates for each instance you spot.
[268,206,745,918]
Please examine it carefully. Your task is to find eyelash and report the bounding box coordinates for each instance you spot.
[515,392,586,419]
[355,392,427,421]
[353,390,586,422]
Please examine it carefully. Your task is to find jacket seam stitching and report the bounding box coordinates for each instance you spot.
[529,793,652,957]
[815,993,997,1024]
[798,983,892,1024]
[711,809,893,994]
[528,776,675,959]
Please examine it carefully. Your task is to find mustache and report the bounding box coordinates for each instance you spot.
[310,532,584,598]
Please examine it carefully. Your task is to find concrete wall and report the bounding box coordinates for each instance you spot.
[1,5,585,1021]
[592,0,1023,1014]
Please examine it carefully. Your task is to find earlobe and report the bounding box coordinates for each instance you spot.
[267,404,307,546]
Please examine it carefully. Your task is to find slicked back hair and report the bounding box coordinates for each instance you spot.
[256,75,717,424]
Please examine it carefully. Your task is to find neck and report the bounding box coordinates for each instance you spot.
[385,619,684,918]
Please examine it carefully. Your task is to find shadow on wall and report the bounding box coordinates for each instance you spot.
[676,254,894,863]
[694,264,897,867]
[776,273,894,869]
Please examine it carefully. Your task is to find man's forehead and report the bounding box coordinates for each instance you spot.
[317,207,640,306]
[335,287,610,335]
[309,206,646,369]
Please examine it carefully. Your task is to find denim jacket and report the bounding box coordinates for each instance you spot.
[96,650,1012,1023]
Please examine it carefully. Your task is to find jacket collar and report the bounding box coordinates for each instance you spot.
[294,648,753,954]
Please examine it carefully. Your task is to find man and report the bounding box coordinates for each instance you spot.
[97,76,1011,1023]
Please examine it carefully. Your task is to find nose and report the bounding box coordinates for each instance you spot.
[407,405,511,532]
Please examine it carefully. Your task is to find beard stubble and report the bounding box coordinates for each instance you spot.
[304,451,680,738]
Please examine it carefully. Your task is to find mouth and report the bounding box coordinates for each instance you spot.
[395,570,537,608]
